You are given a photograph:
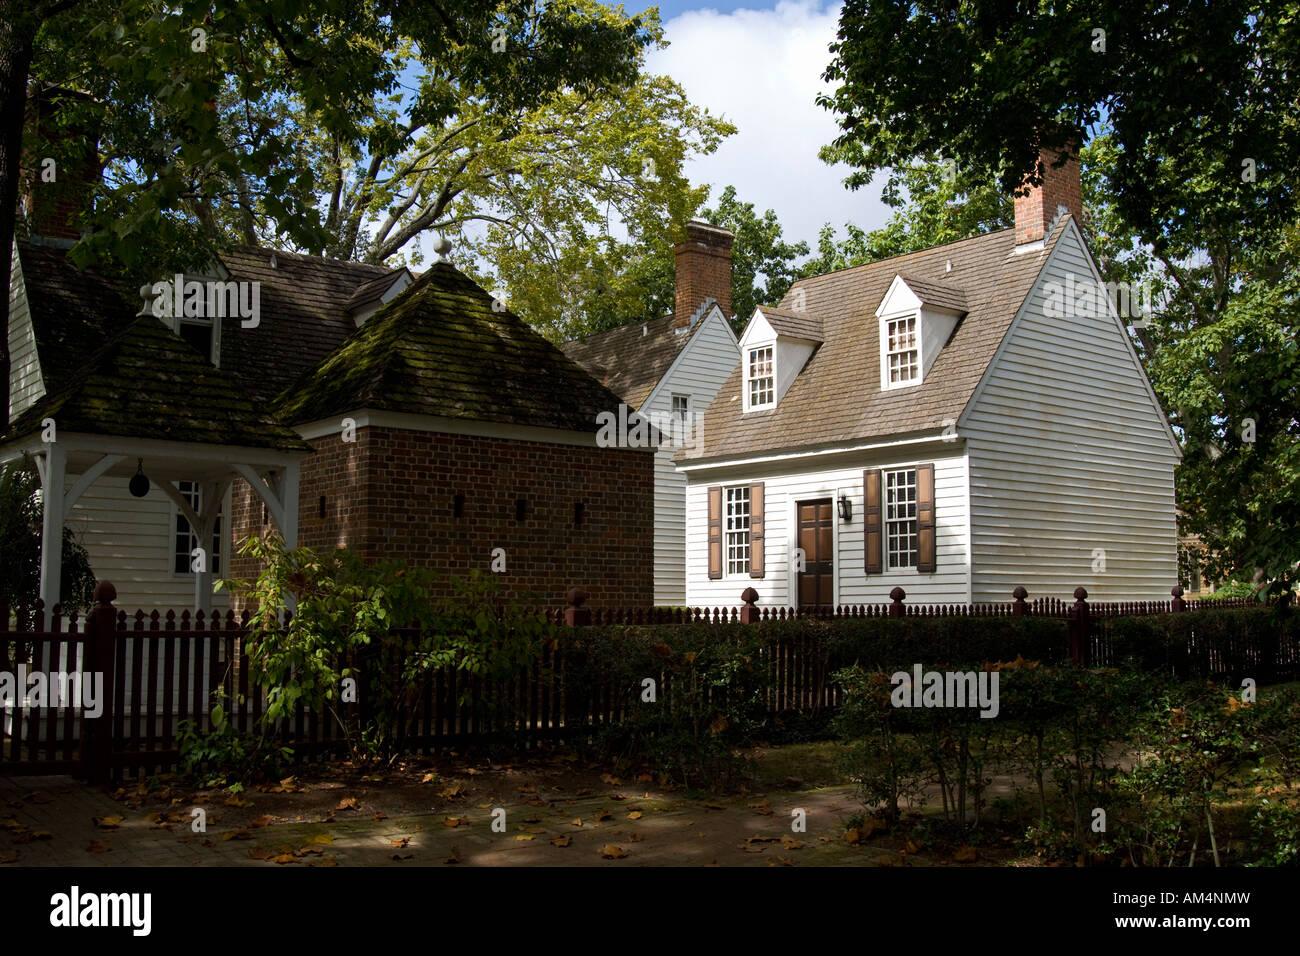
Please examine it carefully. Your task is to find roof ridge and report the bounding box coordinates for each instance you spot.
[793,226,1013,285]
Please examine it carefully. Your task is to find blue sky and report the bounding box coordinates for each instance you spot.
[636,1,892,250]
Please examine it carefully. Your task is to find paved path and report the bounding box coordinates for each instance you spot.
[1,775,913,867]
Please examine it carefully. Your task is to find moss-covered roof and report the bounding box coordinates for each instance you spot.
[4,312,313,451]
[275,262,628,433]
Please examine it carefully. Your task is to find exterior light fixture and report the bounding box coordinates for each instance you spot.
[838,494,852,522]
[129,459,151,498]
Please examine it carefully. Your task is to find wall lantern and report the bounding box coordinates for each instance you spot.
[837,494,852,523]
[129,459,151,498]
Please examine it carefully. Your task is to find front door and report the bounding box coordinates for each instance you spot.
[797,498,834,608]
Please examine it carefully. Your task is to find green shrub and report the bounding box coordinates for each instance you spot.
[176,695,293,788]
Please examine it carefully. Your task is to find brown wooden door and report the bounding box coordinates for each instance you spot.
[797,499,834,608]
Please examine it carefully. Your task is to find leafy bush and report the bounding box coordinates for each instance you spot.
[176,695,293,788]
[0,457,97,616]
[1203,581,1262,601]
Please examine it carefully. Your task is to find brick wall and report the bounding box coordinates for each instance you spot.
[230,425,654,607]
[1014,145,1082,245]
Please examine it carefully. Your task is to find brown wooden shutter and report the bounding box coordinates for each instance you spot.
[749,482,765,578]
[707,485,723,579]
[916,463,936,573]
[864,469,882,575]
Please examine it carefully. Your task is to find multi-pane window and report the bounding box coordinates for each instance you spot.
[748,347,774,408]
[672,394,689,421]
[174,481,223,574]
[886,316,918,384]
[725,486,751,575]
[885,469,918,569]
[178,318,215,364]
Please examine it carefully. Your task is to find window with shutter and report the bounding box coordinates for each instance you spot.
[863,469,882,574]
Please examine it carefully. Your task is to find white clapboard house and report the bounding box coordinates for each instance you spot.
[564,221,742,605]
[677,149,1180,608]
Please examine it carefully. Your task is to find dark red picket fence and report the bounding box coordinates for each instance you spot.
[0,581,1271,782]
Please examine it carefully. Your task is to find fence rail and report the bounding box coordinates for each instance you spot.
[0,581,1272,782]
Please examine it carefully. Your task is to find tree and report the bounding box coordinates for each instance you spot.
[817,1,1300,598]
[558,186,808,340]
[0,458,96,615]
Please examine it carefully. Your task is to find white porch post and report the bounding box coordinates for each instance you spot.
[38,444,66,613]
[279,461,299,549]
[193,477,232,615]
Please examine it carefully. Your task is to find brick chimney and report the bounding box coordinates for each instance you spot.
[21,85,100,243]
[1014,143,1082,246]
[673,220,733,328]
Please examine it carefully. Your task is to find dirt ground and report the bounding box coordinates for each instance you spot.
[0,743,1035,866]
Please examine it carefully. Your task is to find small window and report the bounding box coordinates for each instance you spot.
[178,319,215,364]
[885,469,918,569]
[671,394,689,421]
[174,481,222,574]
[747,347,774,408]
[886,316,918,384]
[725,486,751,575]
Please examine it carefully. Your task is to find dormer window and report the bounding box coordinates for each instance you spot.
[886,315,918,384]
[876,275,968,392]
[747,346,774,409]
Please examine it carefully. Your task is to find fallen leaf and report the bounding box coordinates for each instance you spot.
[32,830,53,840]
[610,793,627,801]
[576,788,593,797]
[391,853,412,861]
[904,840,923,855]
[251,815,274,828]
[336,797,358,811]
[313,833,335,845]
[439,782,463,797]
[600,844,629,859]
[703,802,726,811]
[629,833,644,843]
[781,836,804,850]
[422,773,438,784]
[954,845,978,863]
[92,815,123,829]
[248,847,275,861]
[443,816,469,828]
[270,853,299,864]
[595,810,613,822]
[551,835,572,847]
[309,857,338,867]
[571,818,583,827]
[85,841,111,855]
[224,795,252,807]
[221,830,253,841]
[444,847,462,865]
[391,837,410,849]
[600,774,622,786]
[515,834,535,841]
[637,773,653,783]
[748,800,774,816]
[861,816,888,838]
[843,828,861,845]
[627,811,643,820]
[464,768,481,776]
[371,812,388,822]
[518,784,537,794]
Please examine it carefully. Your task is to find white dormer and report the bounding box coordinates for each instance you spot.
[874,275,967,390]
[738,305,823,413]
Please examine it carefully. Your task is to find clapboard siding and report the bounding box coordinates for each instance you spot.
[684,448,970,607]
[8,246,45,419]
[641,311,740,606]
[962,224,1179,602]
[66,476,232,612]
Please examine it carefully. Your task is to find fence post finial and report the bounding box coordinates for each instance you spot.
[1012,586,1029,616]
[564,587,590,628]
[1171,584,1187,613]
[740,587,760,624]
[889,586,906,618]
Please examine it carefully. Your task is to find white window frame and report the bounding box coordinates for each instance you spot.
[884,314,919,387]
[884,468,919,570]
[171,481,224,577]
[725,485,751,576]
[671,393,690,422]
[745,345,775,411]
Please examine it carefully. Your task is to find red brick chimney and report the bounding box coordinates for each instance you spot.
[21,85,100,243]
[673,220,733,328]
[1014,143,1082,246]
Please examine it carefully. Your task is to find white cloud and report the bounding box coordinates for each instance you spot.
[647,1,891,252]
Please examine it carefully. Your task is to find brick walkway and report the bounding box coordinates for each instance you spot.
[0,774,907,867]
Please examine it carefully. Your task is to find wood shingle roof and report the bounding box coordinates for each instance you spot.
[680,221,1068,463]
[561,312,703,409]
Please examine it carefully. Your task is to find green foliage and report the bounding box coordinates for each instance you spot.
[0,457,96,615]
[222,535,550,762]
[1203,581,1261,602]
[562,624,771,788]
[176,695,292,789]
